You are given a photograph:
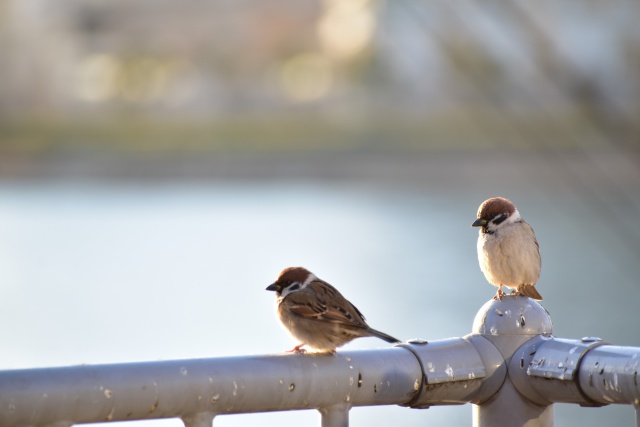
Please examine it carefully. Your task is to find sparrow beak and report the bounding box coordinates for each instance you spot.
[472,218,487,227]
[266,283,279,292]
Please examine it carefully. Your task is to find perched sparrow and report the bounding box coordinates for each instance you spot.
[472,197,543,301]
[266,267,401,353]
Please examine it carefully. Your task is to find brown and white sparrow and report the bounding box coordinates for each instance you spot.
[472,197,543,301]
[266,266,401,353]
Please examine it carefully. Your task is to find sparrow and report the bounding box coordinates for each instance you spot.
[266,267,401,353]
[472,197,543,301]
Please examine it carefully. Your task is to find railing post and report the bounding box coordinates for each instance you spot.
[471,297,554,427]
[319,403,350,427]
[182,411,215,427]
[1,296,639,426]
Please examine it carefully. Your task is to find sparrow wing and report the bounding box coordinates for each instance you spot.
[285,280,369,328]
[524,221,541,263]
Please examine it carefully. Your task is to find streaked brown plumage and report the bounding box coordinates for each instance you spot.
[266,267,401,353]
[472,197,543,301]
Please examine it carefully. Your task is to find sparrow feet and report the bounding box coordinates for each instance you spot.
[287,344,307,354]
[493,287,506,301]
[493,284,506,301]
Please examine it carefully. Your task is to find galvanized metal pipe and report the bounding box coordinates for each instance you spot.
[512,336,640,407]
[0,337,493,427]
[181,411,215,427]
[319,403,351,427]
[1,296,639,427]
[471,297,555,427]
[399,337,497,408]
[0,348,418,426]
[512,336,607,406]
[578,344,640,405]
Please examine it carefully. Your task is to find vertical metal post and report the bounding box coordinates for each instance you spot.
[471,297,555,427]
[474,374,554,427]
[182,412,215,427]
[319,403,350,427]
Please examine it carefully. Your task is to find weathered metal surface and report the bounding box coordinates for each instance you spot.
[318,403,350,427]
[0,296,638,427]
[512,336,640,408]
[578,345,640,405]
[513,336,608,406]
[473,295,553,338]
[400,338,487,408]
[472,296,555,427]
[465,334,507,405]
[0,348,420,427]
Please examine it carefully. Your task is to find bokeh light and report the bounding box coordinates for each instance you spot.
[75,54,121,102]
[317,0,376,60]
[278,53,333,102]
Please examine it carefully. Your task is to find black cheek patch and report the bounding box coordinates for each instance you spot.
[491,213,508,226]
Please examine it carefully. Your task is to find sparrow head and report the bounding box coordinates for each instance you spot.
[472,197,521,233]
[266,266,317,297]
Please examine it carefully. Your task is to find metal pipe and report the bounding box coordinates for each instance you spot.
[512,337,640,407]
[511,336,608,406]
[471,297,554,427]
[0,339,497,427]
[0,348,419,426]
[319,403,351,427]
[182,412,215,427]
[465,334,508,405]
[578,344,640,405]
[1,297,639,426]
[399,337,488,408]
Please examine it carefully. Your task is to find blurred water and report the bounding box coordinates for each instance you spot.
[0,180,638,426]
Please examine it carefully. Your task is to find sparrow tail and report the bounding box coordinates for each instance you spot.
[519,284,543,301]
[367,328,402,344]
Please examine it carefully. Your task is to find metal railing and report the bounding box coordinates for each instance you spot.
[1,297,639,427]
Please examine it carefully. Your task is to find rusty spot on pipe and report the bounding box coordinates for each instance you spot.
[519,314,526,328]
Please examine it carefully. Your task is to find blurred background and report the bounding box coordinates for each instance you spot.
[1,0,639,426]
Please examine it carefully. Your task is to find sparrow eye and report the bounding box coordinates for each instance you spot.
[288,283,300,292]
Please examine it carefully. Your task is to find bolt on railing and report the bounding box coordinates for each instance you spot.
[0,297,639,427]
